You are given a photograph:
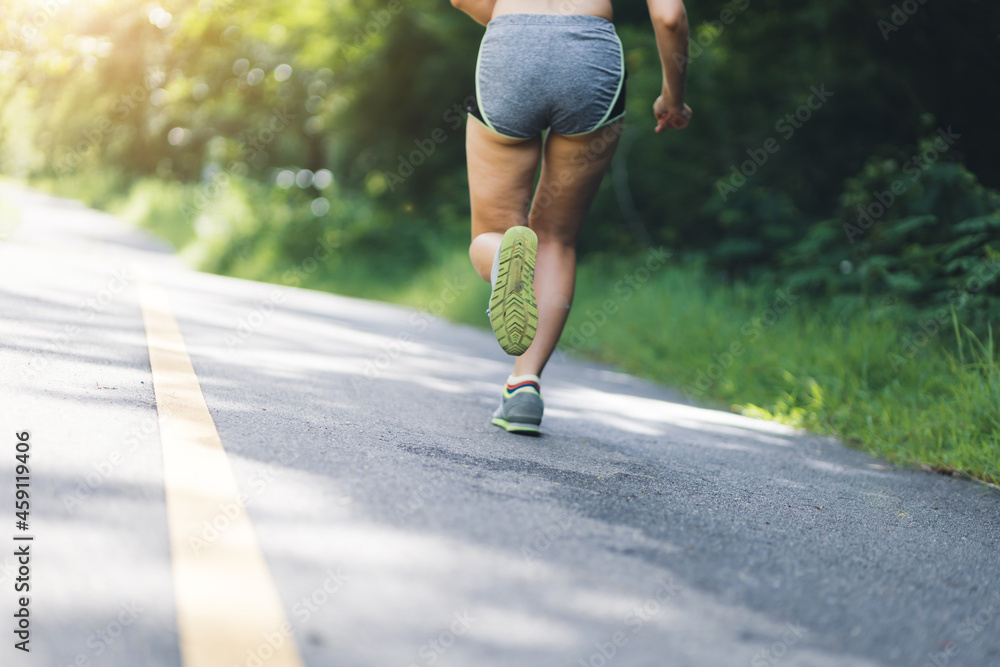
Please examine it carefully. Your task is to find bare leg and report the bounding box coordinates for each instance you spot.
[465,117,621,377]
[466,119,542,281]
[514,122,623,377]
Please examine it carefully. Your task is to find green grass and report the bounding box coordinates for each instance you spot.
[565,257,999,484]
[38,173,1000,486]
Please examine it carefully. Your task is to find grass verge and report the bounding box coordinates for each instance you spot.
[566,255,998,485]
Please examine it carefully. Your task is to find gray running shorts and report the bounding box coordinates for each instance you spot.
[469,14,626,139]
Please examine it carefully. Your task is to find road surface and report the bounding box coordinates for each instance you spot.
[0,182,998,667]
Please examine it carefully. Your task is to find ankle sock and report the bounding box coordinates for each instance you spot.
[486,243,502,317]
[505,373,541,396]
[490,242,501,288]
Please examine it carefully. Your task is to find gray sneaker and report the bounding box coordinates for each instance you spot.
[491,377,543,435]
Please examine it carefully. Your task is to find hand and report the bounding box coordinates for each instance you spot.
[653,96,692,132]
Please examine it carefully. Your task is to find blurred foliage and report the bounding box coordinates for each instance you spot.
[1,0,998,334]
[782,135,1000,335]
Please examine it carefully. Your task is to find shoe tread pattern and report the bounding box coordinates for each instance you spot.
[489,227,538,356]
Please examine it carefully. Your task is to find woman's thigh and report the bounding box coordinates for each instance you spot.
[466,119,542,238]
[528,120,623,245]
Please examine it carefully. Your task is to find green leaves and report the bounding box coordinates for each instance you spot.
[779,135,1000,339]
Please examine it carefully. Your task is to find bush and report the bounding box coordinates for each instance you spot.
[781,132,1000,337]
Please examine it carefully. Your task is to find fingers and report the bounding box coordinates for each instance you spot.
[654,112,689,132]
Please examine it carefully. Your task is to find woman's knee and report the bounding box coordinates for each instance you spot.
[535,232,577,251]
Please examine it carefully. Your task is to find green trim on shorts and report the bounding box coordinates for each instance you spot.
[593,31,627,128]
[469,112,527,141]
[560,31,627,138]
[473,43,526,140]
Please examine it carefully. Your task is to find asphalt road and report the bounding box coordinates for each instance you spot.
[0,182,998,667]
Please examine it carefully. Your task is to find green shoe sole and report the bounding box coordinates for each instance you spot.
[489,226,538,356]
[491,417,541,435]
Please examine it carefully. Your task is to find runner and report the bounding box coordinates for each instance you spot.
[453,0,692,434]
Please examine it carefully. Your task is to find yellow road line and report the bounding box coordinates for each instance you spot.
[136,268,303,667]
